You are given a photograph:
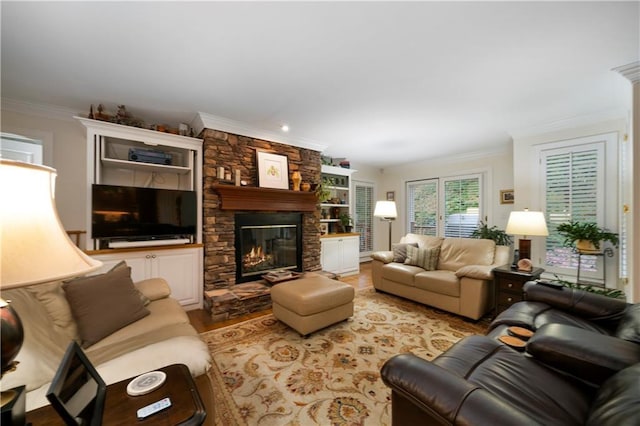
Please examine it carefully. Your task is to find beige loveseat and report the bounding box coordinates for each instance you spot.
[1,264,212,413]
[372,233,510,320]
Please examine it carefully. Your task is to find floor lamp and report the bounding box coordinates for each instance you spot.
[505,208,549,263]
[374,200,397,250]
[1,159,102,425]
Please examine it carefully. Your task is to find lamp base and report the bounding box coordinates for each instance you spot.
[1,386,26,426]
[518,238,532,261]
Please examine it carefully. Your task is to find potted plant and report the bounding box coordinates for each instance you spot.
[339,213,353,233]
[556,221,619,253]
[315,181,331,203]
[470,221,512,246]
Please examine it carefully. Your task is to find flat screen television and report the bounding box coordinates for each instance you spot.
[92,184,197,241]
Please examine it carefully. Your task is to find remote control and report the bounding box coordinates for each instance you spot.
[136,397,171,420]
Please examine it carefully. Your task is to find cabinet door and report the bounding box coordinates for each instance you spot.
[341,236,360,274]
[321,238,343,273]
[91,252,148,283]
[151,249,201,308]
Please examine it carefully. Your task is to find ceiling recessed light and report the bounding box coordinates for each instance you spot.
[281,124,289,132]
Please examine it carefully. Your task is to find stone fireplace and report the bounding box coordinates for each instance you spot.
[201,128,322,320]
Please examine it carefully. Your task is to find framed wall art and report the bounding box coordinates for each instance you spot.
[257,151,289,189]
[386,191,395,201]
[500,189,514,204]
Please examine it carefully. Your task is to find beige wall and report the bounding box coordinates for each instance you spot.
[1,109,87,232]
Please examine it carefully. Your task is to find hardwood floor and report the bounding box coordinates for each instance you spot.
[188,262,373,333]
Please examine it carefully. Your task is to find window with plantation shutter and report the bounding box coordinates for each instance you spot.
[354,181,374,254]
[543,142,605,273]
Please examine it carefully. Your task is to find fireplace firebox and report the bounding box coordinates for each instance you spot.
[235,213,303,283]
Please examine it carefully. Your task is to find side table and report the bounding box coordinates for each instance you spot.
[26,363,206,425]
[493,265,544,317]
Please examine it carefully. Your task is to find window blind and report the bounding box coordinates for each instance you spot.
[354,182,374,253]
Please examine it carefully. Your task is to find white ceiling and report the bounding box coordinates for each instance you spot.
[2,1,638,167]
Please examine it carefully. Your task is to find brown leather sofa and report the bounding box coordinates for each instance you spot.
[371,234,509,320]
[381,283,640,425]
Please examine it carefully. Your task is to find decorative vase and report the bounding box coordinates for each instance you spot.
[292,171,301,191]
[301,182,311,192]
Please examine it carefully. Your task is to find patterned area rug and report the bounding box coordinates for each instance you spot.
[201,288,488,425]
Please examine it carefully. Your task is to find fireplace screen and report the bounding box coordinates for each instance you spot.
[235,213,302,283]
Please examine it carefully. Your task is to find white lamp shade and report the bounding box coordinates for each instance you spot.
[505,210,549,237]
[1,159,102,288]
[374,200,397,219]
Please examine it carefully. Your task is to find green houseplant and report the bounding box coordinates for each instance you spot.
[470,221,512,246]
[556,221,619,252]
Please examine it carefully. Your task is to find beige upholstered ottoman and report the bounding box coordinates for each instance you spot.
[271,274,355,336]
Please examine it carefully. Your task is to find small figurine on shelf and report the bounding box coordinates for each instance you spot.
[113,105,129,124]
[95,104,109,121]
[88,104,95,119]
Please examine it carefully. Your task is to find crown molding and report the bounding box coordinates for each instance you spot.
[613,61,640,83]
[508,108,627,140]
[1,97,79,122]
[192,112,327,153]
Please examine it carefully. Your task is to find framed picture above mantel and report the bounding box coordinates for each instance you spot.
[256,151,289,189]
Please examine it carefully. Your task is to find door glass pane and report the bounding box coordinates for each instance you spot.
[443,176,480,238]
[544,146,601,271]
[407,179,438,235]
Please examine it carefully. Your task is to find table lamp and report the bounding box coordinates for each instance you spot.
[374,200,397,250]
[1,159,102,425]
[505,208,549,262]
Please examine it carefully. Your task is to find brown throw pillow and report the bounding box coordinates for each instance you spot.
[392,243,418,263]
[63,263,150,348]
[110,261,150,306]
[405,245,440,270]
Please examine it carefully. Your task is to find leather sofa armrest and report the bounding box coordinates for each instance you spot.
[381,353,536,425]
[135,278,172,301]
[455,264,493,280]
[527,323,640,385]
[371,251,394,264]
[523,282,628,327]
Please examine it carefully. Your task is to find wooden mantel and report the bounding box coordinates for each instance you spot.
[212,184,318,212]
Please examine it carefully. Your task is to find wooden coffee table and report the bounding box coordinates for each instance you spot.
[26,363,206,425]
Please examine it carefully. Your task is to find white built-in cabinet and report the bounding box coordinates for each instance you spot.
[90,247,203,310]
[76,117,204,310]
[320,234,360,276]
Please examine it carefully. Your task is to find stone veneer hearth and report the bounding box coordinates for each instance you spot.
[201,128,322,321]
